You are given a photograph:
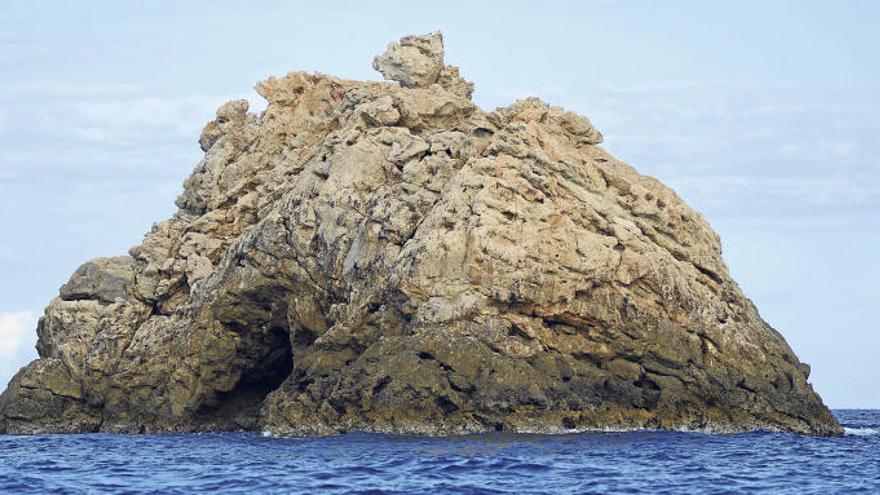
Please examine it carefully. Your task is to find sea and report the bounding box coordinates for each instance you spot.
[0,410,877,494]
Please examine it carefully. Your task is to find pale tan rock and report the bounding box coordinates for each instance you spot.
[0,32,840,436]
[437,65,474,100]
[372,32,444,88]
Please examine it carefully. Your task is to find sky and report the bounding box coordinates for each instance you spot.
[0,0,877,408]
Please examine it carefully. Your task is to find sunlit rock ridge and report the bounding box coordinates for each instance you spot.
[0,33,841,436]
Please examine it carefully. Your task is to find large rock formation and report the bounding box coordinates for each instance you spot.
[0,33,841,436]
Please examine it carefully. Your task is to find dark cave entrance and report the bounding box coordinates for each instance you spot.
[230,324,294,399]
[196,324,294,428]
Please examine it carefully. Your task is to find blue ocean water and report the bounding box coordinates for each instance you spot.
[0,410,877,494]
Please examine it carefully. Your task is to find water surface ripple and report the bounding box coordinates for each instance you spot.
[1,410,877,494]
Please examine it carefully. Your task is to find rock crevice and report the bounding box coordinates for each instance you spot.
[0,33,840,436]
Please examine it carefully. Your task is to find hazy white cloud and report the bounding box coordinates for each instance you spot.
[0,81,227,188]
[0,81,144,97]
[0,12,36,22]
[554,82,880,222]
[0,310,38,390]
[667,175,880,211]
[30,95,225,146]
[0,80,255,146]
[0,310,36,354]
[0,40,49,63]
[66,96,223,141]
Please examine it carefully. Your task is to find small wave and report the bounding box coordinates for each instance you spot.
[844,427,878,436]
[2,412,879,494]
[261,431,276,438]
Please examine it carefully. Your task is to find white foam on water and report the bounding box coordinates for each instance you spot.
[261,431,277,438]
[844,427,878,436]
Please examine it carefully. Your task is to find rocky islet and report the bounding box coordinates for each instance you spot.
[0,33,841,436]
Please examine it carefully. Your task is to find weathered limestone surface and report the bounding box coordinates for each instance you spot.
[0,33,841,436]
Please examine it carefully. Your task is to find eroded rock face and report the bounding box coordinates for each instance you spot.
[0,33,841,436]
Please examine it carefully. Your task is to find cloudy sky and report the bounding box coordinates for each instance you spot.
[1,0,877,408]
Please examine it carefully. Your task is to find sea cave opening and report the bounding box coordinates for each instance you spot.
[196,324,294,427]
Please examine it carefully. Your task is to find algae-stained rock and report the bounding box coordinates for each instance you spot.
[59,257,134,303]
[0,33,841,436]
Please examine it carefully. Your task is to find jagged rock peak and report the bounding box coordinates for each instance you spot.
[0,33,840,437]
[372,32,474,99]
[373,32,445,88]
